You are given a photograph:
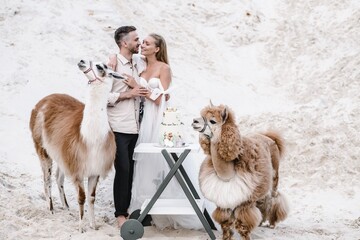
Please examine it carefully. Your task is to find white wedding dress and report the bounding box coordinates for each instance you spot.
[130,77,203,230]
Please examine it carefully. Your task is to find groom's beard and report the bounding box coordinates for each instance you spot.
[130,46,140,54]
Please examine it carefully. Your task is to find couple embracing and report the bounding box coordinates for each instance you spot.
[107,26,198,230]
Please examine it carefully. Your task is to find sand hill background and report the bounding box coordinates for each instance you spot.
[0,0,359,239]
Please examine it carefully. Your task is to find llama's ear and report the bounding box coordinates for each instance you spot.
[209,99,214,107]
[221,107,228,123]
[109,72,125,79]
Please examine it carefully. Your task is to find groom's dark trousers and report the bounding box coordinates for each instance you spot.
[113,132,138,218]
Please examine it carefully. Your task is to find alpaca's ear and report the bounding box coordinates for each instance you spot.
[221,107,228,123]
[209,99,214,107]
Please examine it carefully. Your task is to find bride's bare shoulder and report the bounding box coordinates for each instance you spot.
[160,62,170,71]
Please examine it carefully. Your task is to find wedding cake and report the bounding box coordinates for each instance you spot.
[159,107,185,147]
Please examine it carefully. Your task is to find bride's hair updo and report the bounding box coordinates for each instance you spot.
[150,33,169,65]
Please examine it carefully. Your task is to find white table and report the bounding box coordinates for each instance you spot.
[134,142,200,153]
[120,143,216,240]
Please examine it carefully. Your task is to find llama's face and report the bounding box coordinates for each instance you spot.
[192,104,228,142]
[78,60,123,85]
[78,60,107,81]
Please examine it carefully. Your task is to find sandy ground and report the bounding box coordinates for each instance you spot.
[0,0,359,239]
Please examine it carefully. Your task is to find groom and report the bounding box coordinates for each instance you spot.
[107,26,148,228]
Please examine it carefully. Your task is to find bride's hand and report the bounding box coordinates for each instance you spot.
[107,54,117,70]
[122,74,137,88]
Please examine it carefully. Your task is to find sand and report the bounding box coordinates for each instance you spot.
[0,0,359,239]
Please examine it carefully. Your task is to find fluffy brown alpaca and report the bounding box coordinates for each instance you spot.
[29,60,119,232]
[192,102,289,240]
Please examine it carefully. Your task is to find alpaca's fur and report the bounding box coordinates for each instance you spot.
[29,60,117,232]
[192,103,289,240]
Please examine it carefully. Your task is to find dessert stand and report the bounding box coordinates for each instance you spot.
[120,143,216,240]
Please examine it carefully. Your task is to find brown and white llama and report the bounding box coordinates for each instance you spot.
[29,60,118,232]
[192,102,289,240]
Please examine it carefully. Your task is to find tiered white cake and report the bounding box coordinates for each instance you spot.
[159,107,185,147]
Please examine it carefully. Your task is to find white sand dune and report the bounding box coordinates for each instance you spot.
[0,0,359,239]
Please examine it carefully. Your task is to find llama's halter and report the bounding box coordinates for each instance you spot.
[199,117,213,139]
[83,61,103,84]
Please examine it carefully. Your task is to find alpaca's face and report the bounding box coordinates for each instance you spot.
[192,105,228,142]
[192,116,213,138]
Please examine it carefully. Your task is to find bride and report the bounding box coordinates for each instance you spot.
[117,33,203,230]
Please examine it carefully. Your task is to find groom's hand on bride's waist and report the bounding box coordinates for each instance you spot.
[117,86,148,100]
[131,86,149,97]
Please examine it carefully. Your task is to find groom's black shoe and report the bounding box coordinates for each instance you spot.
[129,209,152,227]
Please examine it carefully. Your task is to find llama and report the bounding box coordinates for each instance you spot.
[29,60,118,232]
[192,102,289,240]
